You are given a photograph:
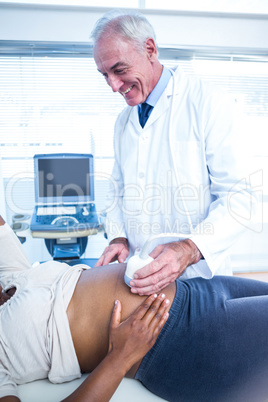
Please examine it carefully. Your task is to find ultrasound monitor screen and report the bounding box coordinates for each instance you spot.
[34,154,94,203]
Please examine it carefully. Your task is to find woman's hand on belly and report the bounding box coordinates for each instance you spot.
[63,293,170,402]
[108,293,170,373]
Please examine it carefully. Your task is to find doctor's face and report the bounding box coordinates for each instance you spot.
[94,36,158,106]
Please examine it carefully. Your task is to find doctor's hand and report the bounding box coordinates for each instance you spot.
[129,240,202,295]
[95,237,129,267]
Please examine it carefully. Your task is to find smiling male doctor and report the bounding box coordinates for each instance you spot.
[92,10,254,295]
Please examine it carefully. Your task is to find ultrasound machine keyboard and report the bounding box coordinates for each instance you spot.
[30,203,99,232]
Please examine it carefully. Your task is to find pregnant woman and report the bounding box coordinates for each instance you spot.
[1,215,268,402]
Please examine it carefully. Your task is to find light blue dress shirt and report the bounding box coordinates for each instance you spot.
[138,65,172,119]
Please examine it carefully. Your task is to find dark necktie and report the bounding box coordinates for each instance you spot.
[139,102,153,128]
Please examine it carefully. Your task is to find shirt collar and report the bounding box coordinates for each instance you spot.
[142,65,172,108]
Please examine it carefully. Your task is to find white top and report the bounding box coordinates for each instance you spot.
[0,224,86,398]
[105,66,255,279]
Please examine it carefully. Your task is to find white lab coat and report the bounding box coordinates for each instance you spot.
[105,66,255,279]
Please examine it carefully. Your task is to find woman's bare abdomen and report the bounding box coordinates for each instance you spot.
[67,263,176,376]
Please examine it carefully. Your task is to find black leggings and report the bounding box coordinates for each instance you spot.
[136,276,268,402]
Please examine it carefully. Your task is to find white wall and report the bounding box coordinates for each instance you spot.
[0,3,268,52]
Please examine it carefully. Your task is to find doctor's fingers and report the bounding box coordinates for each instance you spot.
[149,244,167,259]
[94,254,105,267]
[133,257,164,280]
[94,251,114,267]
[131,275,176,295]
[95,253,106,267]
[150,242,187,262]
[108,243,129,264]
[132,246,186,282]
[95,246,119,267]
[97,244,129,266]
[117,248,129,263]
[131,264,179,295]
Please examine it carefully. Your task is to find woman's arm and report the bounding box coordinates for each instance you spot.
[62,293,170,402]
[0,216,31,274]
[0,216,23,401]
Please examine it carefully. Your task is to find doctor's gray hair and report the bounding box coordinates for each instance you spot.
[91,9,158,54]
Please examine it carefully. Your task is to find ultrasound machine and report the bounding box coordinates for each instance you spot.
[30,153,99,261]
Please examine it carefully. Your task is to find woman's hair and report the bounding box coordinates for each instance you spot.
[90,9,158,54]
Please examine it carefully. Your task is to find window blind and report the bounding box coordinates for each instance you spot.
[0,44,126,220]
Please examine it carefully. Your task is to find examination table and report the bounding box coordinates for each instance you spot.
[17,373,165,401]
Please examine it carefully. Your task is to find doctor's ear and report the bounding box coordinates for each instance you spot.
[145,38,158,61]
